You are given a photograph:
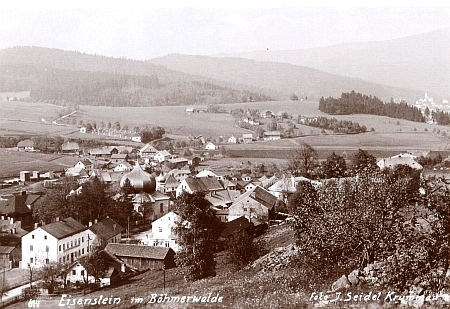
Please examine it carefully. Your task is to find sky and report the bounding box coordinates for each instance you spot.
[1,4,449,60]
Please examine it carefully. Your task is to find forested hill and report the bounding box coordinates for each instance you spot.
[149,53,424,103]
[0,46,277,106]
[319,91,425,123]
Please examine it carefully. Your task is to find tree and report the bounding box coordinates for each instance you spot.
[76,177,112,225]
[78,248,109,287]
[173,192,224,282]
[37,262,65,293]
[224,230,267,270]
[351,148,377,174]
[320,152,347,179]
[286,143,317,178]
[33,176,79,223]
[289,171,409,289]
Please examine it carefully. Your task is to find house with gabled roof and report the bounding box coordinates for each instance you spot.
[66,249,137,287]
[138,143,159,158]
[110,153,128,164]
[17,139,35,152]
[87,217,125,250]
[228,136,237,144]
[21,217,89,269]
[154,150,171,163]
[89,146,118,158]
[114,161,133,172]
[145,211,181,252]
[228,186,280,224]
[61,142,80,155]
[220,216,254,239]
[176,176,225,198]
[263,131,281,140]
[105,243,176,271]
[205,142,218,150]
[242,134,253,144]
[0,192,41,231]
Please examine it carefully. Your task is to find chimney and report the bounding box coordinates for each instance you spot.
[34,223,38,229]
[55,217,59,222]
[89,221,92,227]
[94,219,98,224]
[9,217,13,224]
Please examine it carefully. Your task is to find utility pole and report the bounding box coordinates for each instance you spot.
[163,264,165,292]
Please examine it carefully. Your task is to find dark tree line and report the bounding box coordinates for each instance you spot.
[300,116,367,134]
[319,91,425,122]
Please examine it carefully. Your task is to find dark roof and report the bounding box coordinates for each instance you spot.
[111,154,128,159]
[17,139,34,147]
[184,177,224,192]
[40,217,86,239]
[0,246,16,254]
[105,243,173,260]
[251,186,278,210]
[220,216,254,238]
[61,142,80,151]
[89,218,125,241]
[0,194,40,214]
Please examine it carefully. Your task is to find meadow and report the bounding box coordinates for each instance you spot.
[2,99,450,161]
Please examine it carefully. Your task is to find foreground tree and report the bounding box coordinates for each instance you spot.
[78,248,109,286]
[224,230,267,270]
[289,171,410,288]
[174,192,224,282]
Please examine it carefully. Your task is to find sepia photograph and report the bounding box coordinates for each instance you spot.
[0,2,449,308]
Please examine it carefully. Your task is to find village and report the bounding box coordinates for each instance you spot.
[0,99,445,308]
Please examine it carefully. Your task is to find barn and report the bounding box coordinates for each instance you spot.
[104,243,176,271]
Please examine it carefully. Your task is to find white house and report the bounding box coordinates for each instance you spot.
[205,142,218,150]
[21,217,89,269]
[131,136,142,143]
[146,211,181,252]
[154,150,171,163]
[228,136,237,144]
[139,143,159,159]
[114,161,132,172]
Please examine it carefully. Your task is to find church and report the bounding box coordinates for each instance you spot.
[119,162,171,222]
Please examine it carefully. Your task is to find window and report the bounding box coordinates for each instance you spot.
[44,235,47,240]
[63,244,65,250]
[81,270,84,276]
[244,208,247,212]
[72,270,76,275]
[160,203,164,213]
[45,246,49,252]
[82,248,84,254]
[59,245,61,252]
[30,258,33,264]
[31,234,34,239]
[158,227,162,233]
[30,245,33,251]
[45,259,49,264]
[71,241,73,247]
[165,241,169,247]
[82,237,84,242]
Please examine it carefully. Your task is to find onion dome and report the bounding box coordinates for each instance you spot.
[120,162,156,194]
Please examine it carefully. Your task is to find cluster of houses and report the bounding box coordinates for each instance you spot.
[3,133,437,290]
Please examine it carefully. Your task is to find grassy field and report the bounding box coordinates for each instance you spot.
[0,148,80,180]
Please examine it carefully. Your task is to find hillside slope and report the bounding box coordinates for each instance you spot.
[0,47,277,106]
[217,29,450,99]
[149,53,423,103]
